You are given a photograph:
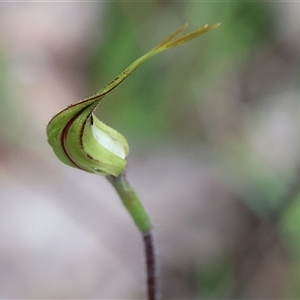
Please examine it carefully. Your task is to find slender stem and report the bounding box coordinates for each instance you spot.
[143,231,157,300]
[107,172,158,300]
[107,171,151,232]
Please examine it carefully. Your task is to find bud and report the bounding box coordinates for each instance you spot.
[46,23,220,176]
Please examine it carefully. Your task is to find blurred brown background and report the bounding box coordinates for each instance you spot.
[0,2,300,299]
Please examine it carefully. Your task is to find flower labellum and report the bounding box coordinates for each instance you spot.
[47,23,220,176]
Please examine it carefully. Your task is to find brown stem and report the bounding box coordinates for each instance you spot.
[143,231,158,300]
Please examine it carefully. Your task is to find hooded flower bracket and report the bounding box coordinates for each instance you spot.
[46,23,220,176]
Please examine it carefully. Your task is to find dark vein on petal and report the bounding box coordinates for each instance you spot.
[60,104,93,170]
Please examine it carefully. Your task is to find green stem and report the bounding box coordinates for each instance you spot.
[107,172,151,233]
[107,171,157,300]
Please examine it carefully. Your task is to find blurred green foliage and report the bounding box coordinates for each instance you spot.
[196,260,234,298]
[0,49,25,144]
[282,195,300,298]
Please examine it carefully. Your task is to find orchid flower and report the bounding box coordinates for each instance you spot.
[47,23,220,177]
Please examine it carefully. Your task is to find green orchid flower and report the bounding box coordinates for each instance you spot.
[46,23,220,177]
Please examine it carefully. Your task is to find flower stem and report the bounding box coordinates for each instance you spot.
[107,172,158,300]
[143,231,157,300]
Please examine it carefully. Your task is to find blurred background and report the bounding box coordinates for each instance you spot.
[0,1,300,299]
